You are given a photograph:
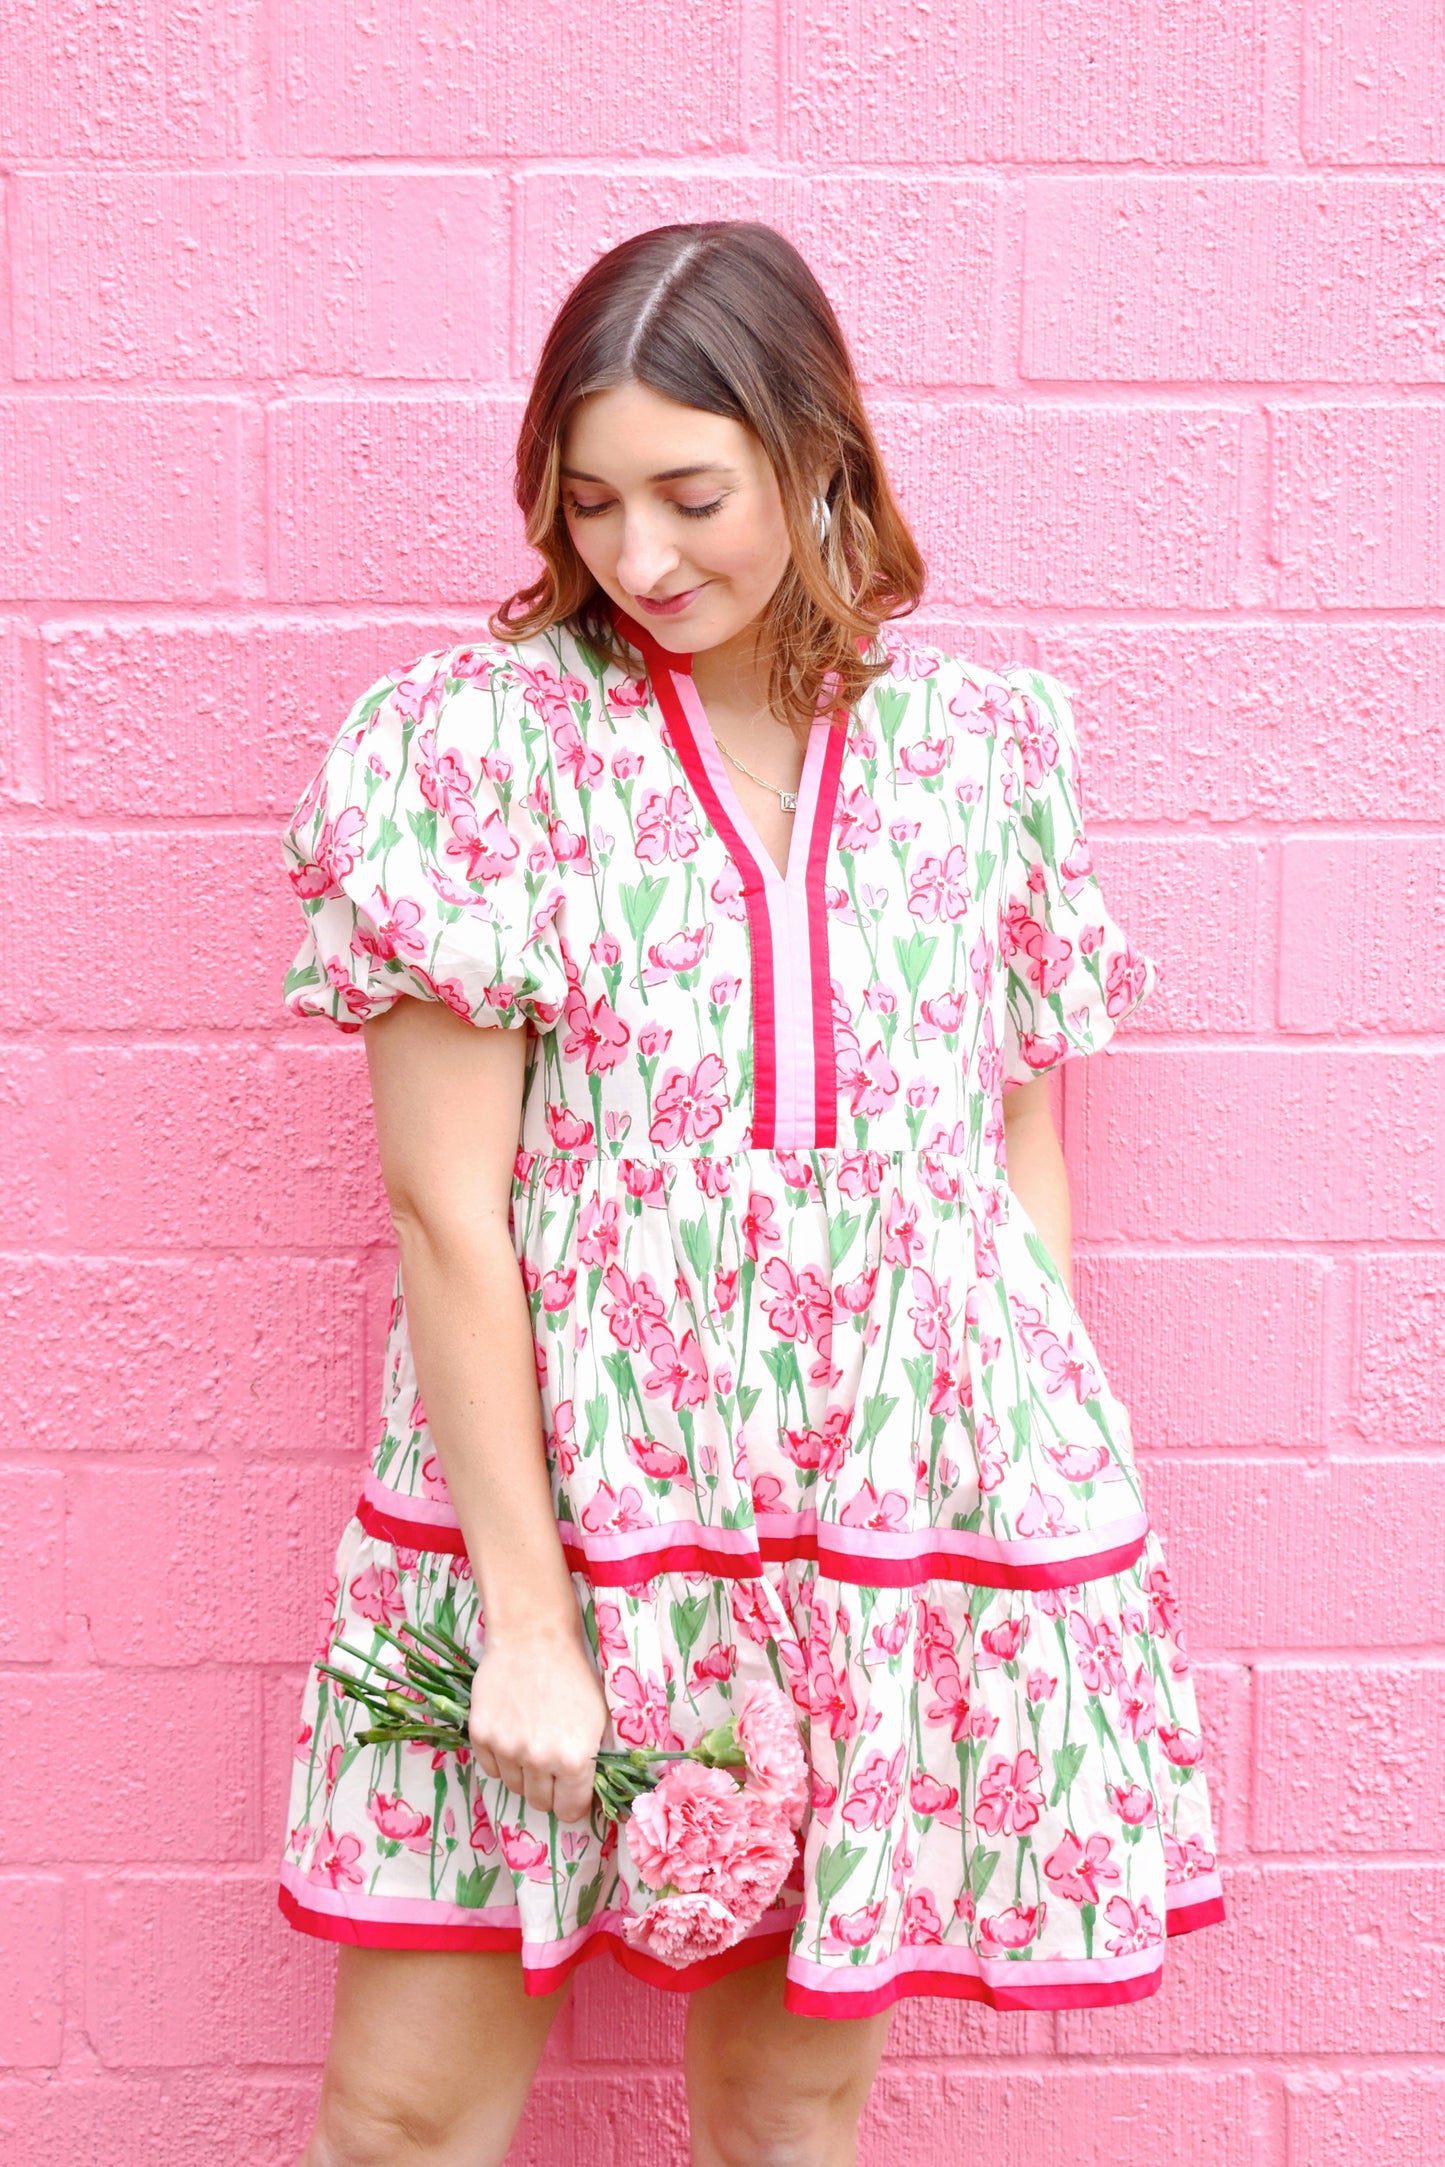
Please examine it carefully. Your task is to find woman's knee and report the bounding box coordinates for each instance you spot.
[690,2065,871,2167]
[304,2080,499,2167]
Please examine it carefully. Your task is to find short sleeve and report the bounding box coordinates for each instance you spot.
[998,667,1158,1089]
[279,645,569,1035]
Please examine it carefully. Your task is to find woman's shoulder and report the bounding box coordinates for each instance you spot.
[326,623,609,754]
[870,624,1053,748]
[872,620,1041,696]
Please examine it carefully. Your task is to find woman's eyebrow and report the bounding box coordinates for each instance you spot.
[560,464,738,483]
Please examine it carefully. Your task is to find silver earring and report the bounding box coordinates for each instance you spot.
[812,492,834,544]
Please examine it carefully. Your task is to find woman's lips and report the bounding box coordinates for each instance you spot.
[635,583,706,617]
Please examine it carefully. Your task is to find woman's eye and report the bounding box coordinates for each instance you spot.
[567,499,611,520]
[677,500,725,520]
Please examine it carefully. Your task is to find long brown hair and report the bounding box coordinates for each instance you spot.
[489,221,927,734]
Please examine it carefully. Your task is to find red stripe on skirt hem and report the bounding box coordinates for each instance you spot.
[278,1882,1224,2014]
[278,1880,518,1953]
[1165,1890,1227,1935]
[781,1963,1165,2019]
[278,1882,794,1995]
[353,1494,1148,1592]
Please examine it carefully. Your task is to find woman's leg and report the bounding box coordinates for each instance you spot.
[300,1945,568,2167]
[683,1954,894,2167]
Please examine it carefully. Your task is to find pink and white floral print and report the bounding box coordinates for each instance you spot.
[275,609,1223,2017]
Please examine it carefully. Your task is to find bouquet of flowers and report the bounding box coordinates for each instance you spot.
[318,1618,809,1967]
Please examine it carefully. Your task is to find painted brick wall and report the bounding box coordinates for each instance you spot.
[1,5,1441,2161]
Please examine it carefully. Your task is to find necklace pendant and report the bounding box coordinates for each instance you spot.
[780,790,798,812]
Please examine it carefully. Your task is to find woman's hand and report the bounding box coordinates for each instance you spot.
[468,1621,611,1825]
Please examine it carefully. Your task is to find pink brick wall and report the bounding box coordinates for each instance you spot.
[1,7,1441,2161]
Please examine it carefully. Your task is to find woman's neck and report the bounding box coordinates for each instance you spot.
[688,616,776,726]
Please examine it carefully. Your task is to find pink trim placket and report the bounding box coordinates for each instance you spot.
[670,667,834,1149]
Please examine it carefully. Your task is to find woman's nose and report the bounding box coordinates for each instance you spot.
[614,512,682,596]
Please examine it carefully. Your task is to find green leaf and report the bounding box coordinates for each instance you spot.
[859,1393,898,1447]
[334,1740,368,1786]
[454,1863,501,1910]
[407,805,439,856]
[902,1353,935,1404]
[367,813,403,859]
[891,927,938,998]
[601,1351,633,1396]
[873,685,909,751]
[736,1385,762,1423]
[973,846,997,896]
[827,1209,860,1271]
[1020,793,1055,867]
[584,1395,611,1452]
[678,1215,712,1282]
[761,1343,802,1393]
[1049,1740,1089,1806]
[283,962,322,997]
[968,1846,1000,1902]
[1083,1693,1111,1742]
[575,1869,607,1929]
[669,1591,710,1673]
[1023,1230,1064,1288]
[815,1837,866,1915]
[620,874,667,941]
[1084,1395,1114,1441]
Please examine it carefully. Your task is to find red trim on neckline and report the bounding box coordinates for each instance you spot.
[808,723,847,1146]
[609,603,848,1151]
[614,607,779,1143]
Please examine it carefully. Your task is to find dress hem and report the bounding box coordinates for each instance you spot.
[277,1871,1225,2018]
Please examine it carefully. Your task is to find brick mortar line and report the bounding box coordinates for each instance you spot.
[10,383,1445,403]
[7,158,1445,179]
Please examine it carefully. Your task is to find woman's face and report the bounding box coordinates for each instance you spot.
[559,382,794,655]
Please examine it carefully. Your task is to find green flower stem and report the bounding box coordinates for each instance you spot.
[324,1635,757,1828]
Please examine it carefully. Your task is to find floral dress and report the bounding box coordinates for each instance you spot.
[275,601,1225,2017]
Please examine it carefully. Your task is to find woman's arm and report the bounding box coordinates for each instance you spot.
[1001,1074,1075,1298]
[362,996,608,1825]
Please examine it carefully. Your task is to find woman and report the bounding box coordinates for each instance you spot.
[278,222,1225,2165]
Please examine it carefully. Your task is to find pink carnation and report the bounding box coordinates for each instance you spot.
[627,1759,796,1925]
[628,1762,750,1894]
[621,1892,745,1967]
[735,1683,810,1832]
[711,1805,797,1922]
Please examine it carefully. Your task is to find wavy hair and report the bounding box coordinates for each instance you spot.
[488,221,927,734]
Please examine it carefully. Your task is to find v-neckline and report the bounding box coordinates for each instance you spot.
[609,602,852,1150]
[671,668,829,888]
[610,604,835,891]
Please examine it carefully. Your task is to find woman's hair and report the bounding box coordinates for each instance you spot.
[488,221,927,733]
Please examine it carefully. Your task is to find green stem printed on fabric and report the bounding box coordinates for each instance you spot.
[549,1815,566,1940]
[841,852,882,982]
[429,1765,448,1898]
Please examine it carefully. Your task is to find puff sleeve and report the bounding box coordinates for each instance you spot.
[998,666,1158,1089]
[279,645,569,1035]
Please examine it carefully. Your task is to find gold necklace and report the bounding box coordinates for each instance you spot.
[710,722,801,813]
